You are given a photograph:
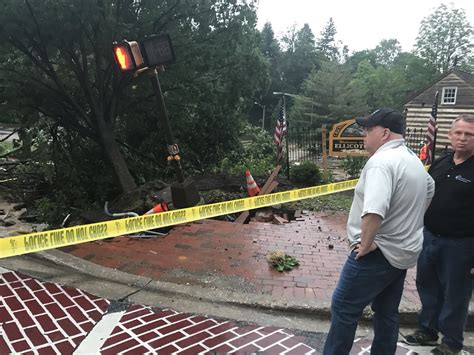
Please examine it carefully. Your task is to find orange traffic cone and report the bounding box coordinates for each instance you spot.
[145,202,168,215]
[246,169,260,197]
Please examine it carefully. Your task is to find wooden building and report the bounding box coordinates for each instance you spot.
[404,68,474,149]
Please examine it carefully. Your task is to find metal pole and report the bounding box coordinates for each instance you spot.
[150,68,185,183]
[286,118,290,180]
[431,91,439,161]
[322,125,328,181]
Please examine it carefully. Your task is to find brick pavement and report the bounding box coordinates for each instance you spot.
[0,269,437,354]
[62,212,422,307]
[0,270,109,353]
[0,269,318,354]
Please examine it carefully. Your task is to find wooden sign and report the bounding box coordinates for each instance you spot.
[329,119,368,157]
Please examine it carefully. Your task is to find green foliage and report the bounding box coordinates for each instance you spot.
[34,195,69,228]
[267,251,300,272]
[291,61,369,127]
[342,157,367,178]
[373,39,402,66]
[351,59,410,111]
[415,4,473,73]
[0,0,268,209]
[280,24,322,94]
[317,18,340,62]
[0,141,13,155]
[290,161,321,186]
[215,124,276,176]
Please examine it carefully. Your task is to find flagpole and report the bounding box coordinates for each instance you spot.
[431,91,439,162]
[285,114,290,179]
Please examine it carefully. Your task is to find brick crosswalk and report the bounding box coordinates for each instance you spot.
[100,304,315,354]
[0,270,109,354]
[1,269,464,354]
[0,269,319,354]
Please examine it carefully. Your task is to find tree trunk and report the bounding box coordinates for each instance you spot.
[96,116,137,194]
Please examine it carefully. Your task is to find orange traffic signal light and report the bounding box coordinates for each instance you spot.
[113,40,144,72]
[114,44,133,71]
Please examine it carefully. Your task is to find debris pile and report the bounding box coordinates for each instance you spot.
[250,207,297,225]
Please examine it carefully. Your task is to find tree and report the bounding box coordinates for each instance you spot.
[317,18,339,62]
[251,22,281,128]
[290,61,368,127]
[0,0,143,193]
[280,24,321,93]
[0,0,268,200]
[260,22,281,60]
[345,49,377,73]
[373,39,402,66]
[351,59,409,111]
[393,52,438,93]
[415,4,473,73]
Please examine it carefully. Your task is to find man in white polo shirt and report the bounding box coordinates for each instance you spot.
[323,108,435,355]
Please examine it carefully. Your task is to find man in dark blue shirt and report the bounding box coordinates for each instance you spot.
[404,114,474,355]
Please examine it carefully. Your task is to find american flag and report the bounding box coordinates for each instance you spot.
[274,97,287,164]
[425,91,439,165]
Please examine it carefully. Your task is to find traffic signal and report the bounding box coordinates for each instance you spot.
[112,40,144,72]
[113,35,175,72]
[141,34,175,67]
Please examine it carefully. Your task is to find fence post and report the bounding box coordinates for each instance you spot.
[322,125,328,181]
[286,120,290,180]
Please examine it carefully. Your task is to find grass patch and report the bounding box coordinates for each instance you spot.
[283,190,354,212]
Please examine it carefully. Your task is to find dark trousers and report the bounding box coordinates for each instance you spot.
[417,228,474,350]
[323,249,407,355]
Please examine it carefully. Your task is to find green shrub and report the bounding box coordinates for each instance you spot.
[34,194,69,228]
[290,161,321,186]
[342,156,367,178]
[215,124,276,176]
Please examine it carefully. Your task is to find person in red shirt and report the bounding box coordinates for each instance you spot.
[419,141,429,164]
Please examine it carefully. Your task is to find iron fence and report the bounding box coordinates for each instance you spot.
[404,127,425,153]
[286,127,322,163]
[285,126,435,169]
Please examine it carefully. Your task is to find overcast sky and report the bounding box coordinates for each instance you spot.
[256,0,474,53]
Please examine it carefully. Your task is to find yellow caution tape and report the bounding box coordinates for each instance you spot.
[0,179,358,259]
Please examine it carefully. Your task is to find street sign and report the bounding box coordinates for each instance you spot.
[329,119,367,157]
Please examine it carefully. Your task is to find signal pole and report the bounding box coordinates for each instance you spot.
[150,67,185,183]
[113,35,200,208]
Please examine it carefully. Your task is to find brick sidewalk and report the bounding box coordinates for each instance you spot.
[61,212,422,307]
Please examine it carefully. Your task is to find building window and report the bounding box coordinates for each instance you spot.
[441,87,457,104]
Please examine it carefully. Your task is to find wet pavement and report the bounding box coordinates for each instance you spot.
[61,212,425,312]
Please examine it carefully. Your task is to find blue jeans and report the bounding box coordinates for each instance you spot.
[323,249,407,355]
[417,228,474,350]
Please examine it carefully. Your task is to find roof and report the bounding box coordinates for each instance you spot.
[455,68,474,86]
[403,68,474,105]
